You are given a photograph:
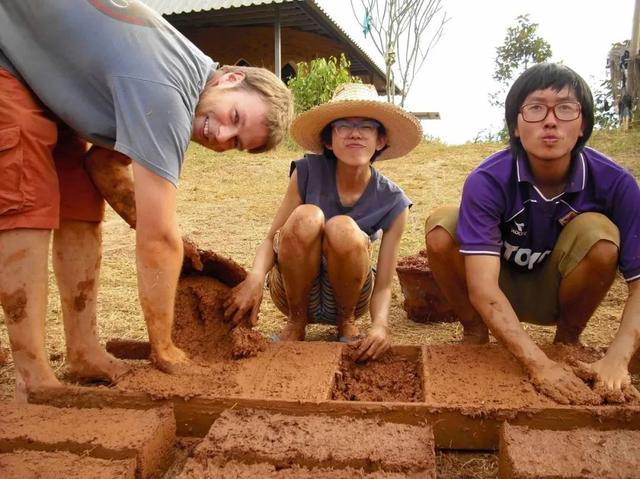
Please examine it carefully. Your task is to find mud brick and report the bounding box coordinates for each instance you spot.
[233,341,344,400]
[423,344,556,408]
[178,457,421,478]
[499,423,640,478]
[188,409,435,477]
[0,402,175,479]
[0,449,136,479]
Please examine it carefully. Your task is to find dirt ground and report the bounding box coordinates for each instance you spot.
[2,131,638,400]
[0,132,638,478]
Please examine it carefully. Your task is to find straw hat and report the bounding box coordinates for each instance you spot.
[290,83,423,161]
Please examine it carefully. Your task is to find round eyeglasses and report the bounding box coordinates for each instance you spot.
[519,102,582,122]
[331,119,381,138]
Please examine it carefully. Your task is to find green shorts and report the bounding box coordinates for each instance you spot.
[425,206,620,325]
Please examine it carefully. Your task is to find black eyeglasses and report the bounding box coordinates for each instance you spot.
[519,102,582,122]
[331,119,381,137]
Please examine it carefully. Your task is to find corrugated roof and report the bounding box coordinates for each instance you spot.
[143,0,295,16]
[141,0,388,89]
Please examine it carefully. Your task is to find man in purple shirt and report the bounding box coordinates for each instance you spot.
[425,63,640,405]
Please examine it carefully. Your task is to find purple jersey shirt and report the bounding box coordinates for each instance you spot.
[457,147,640,282]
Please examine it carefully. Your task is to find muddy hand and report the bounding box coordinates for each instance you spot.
[223,273,263,326]
[573,359,640,404]
[355,324,390,361]
[182,235,203,271]
[150,344,191,374]
[531,360,601,405]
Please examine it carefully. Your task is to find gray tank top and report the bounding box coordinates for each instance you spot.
[292,154,412,241]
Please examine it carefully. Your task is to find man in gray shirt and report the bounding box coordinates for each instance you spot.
[0,1,293,398]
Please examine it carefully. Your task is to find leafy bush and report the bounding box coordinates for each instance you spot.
[288,54,361,113]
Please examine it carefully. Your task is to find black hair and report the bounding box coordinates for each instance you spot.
[320,119,388,163]
[505,63,594,157]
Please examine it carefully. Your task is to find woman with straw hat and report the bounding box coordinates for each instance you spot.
[224,83,422,360]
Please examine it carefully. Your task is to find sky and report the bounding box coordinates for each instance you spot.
[320,0,636,144]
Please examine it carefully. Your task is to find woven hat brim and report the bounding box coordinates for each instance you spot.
[290,100,422,161]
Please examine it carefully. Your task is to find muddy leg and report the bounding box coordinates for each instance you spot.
[324,216,368,339]
[53,219,129,382]
[426,226,489,343]
[555,240,618,344]
[0,229,61,398]
[277,205,324,341]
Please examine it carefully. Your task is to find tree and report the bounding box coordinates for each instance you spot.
[491,14,552,108]
[287,54,361,113]
[593,77,619,130]
[350,0,448,106]
[606,40,634,130]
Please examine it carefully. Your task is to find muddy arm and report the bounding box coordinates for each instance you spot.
[85,147,248,283]
[578,280,640,398]
[465,255,600,405]
[85,146,137,228]
[85,147,205,271]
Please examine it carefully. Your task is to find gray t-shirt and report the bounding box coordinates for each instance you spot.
[291,154,412,241]
[0,1,215,185]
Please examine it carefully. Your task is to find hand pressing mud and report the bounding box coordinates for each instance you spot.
[530,360,602,405]
[572,359,640,404]
[223,272,263,327]
[352,324,391,361]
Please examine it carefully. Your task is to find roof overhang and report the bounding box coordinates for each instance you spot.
[143,0,396,94]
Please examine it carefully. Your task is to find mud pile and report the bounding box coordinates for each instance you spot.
[396,250,457,323]
[174,276,266,362]
[178,246,267,361]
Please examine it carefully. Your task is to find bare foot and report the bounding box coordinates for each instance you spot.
[277,321,306,341]
[66,347,130,383]
[552,331,582,345]
[14,369,61,402]
[150,344,190,374]
[337,317,360,339]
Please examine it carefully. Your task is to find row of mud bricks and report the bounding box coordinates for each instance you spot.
[1,401,639,478]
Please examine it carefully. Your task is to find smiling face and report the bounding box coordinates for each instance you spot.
[325,116,387,166]
[515,87,585,165]
[192,72,269,152]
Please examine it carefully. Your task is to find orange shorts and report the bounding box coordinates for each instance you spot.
[0,68,105,230]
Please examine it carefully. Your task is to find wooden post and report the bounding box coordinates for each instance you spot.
[274,5,282,80]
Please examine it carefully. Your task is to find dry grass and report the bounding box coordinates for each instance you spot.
[436,451,499,479]
[1,129,639,402]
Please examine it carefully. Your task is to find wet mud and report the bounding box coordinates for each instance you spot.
[500,423,640,478]
[332,345,423,402]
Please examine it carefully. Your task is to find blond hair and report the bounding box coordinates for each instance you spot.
[214,65,294,153]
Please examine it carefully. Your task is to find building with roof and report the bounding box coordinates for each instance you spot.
[142,0,391,93]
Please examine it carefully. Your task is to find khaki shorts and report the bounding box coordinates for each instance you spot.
[426,206,620,325]
[267,229,374,324]
[0,68,104,231]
